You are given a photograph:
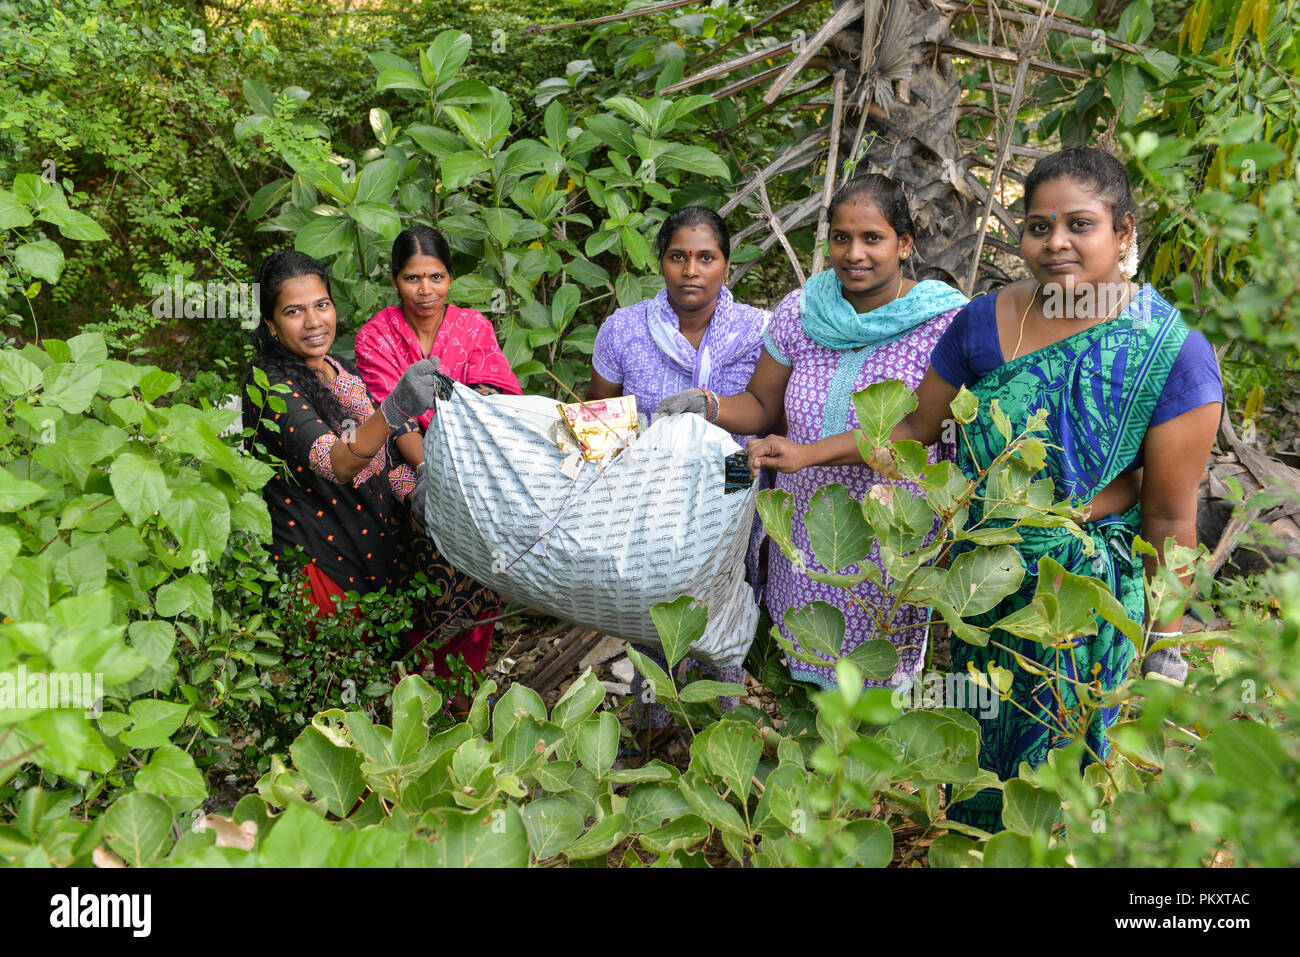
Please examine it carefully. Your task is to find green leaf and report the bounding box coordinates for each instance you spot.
[912,545,1024,618]
[41,363,102,413]
[103,791,175,866]
[119,699,189,749]
[549,669,606,728]
[0,352,42,395]
[879,710,981,786]
[656,143,731,181]
[491,682,548,742]
[0,187,33,229]
[353,157,401,206]
[0,467,50,511]
[51,208,108,242]
[927,832,981,867]
[160,484,231,566]
[982,829,1032,867]
[804,483,874,572]
[109,453,171,525]
[638,813,709,855]
[679,774,748,837]
[67,333,107,364]
[1207,720,1289,790]
[134,744,208,802]
[15,239,64,283]
[440,150,493,190]
[139,368,180,402]
[521,797,586,860]
[295,214,356,259]
[839,818,893,867]
[154,573,214,620]
[0,556,48,619]
[1105,720,1165,768]
[424,805,529,867]
[851,380,918,446]
[530,759,575,792]
[649,595,707,669]
[783,601,846,663]
[625,646,677,703]
[625,782,692,832]
[259,803,340,867]
[1001,779,1061,836]
[950,387,978,424]
[576,711,619,778]
[678,679,747,703]
[291,726,366,817]
[563,257,611,288]
[347,202,401,239]
[325,828,403,867]
[248,177,291,220]
[842,639,900,682]
[563,812,631,861]
[127,620,176,667]
[700,720,761,802]
[423,29,473,85]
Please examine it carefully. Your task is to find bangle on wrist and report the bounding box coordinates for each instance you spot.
[343,440,382,460]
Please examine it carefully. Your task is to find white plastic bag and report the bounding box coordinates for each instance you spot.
[420,380,759,667]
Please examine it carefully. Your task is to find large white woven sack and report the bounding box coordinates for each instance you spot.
[421,380,759,667]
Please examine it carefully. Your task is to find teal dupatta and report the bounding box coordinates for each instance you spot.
[946,285,1190,833]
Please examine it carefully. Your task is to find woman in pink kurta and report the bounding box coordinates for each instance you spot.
[354,226,522,689]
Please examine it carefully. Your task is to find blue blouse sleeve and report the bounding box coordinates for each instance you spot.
[1149,330,1223,427]
[931,293,1002,388]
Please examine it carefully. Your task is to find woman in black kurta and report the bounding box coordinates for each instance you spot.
[244,251,488,646]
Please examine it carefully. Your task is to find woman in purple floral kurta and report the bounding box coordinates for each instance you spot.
[758,286,961,688]
[660,176,967,691]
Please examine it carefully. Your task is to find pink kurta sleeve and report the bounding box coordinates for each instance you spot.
[458,308,523,395]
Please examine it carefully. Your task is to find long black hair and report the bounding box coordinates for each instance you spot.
[827,174,916,241]
[391,225,455,279]
[247,249,349,432]
[1022,146,1136,231]
[655,205,730,262]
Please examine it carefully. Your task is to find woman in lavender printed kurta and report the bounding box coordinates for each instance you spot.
[589,207,769,744]
[660,175,967,691]
[760,286,961,688]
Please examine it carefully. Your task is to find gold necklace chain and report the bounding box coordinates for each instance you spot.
[1011,280,1132,361]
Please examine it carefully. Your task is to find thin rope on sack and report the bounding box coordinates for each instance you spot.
[401,371,630,662]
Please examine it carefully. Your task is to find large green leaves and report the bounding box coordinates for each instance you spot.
[912,545,1024,618]
[649,595,707,670]
[103,791,175,866]
[291,726,365,817]
[109,453,171,526]
[805,483,873,572]
[851,379,917,446]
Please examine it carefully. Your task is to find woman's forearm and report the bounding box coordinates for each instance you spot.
[1141,514,1197,632]
[395,429,425,469]
[327,412,394,482]
[715,389,781,436]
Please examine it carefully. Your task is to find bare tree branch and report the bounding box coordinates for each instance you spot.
[811,70,847,275]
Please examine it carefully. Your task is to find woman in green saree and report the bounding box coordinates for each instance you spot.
[747,147,1223,831]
